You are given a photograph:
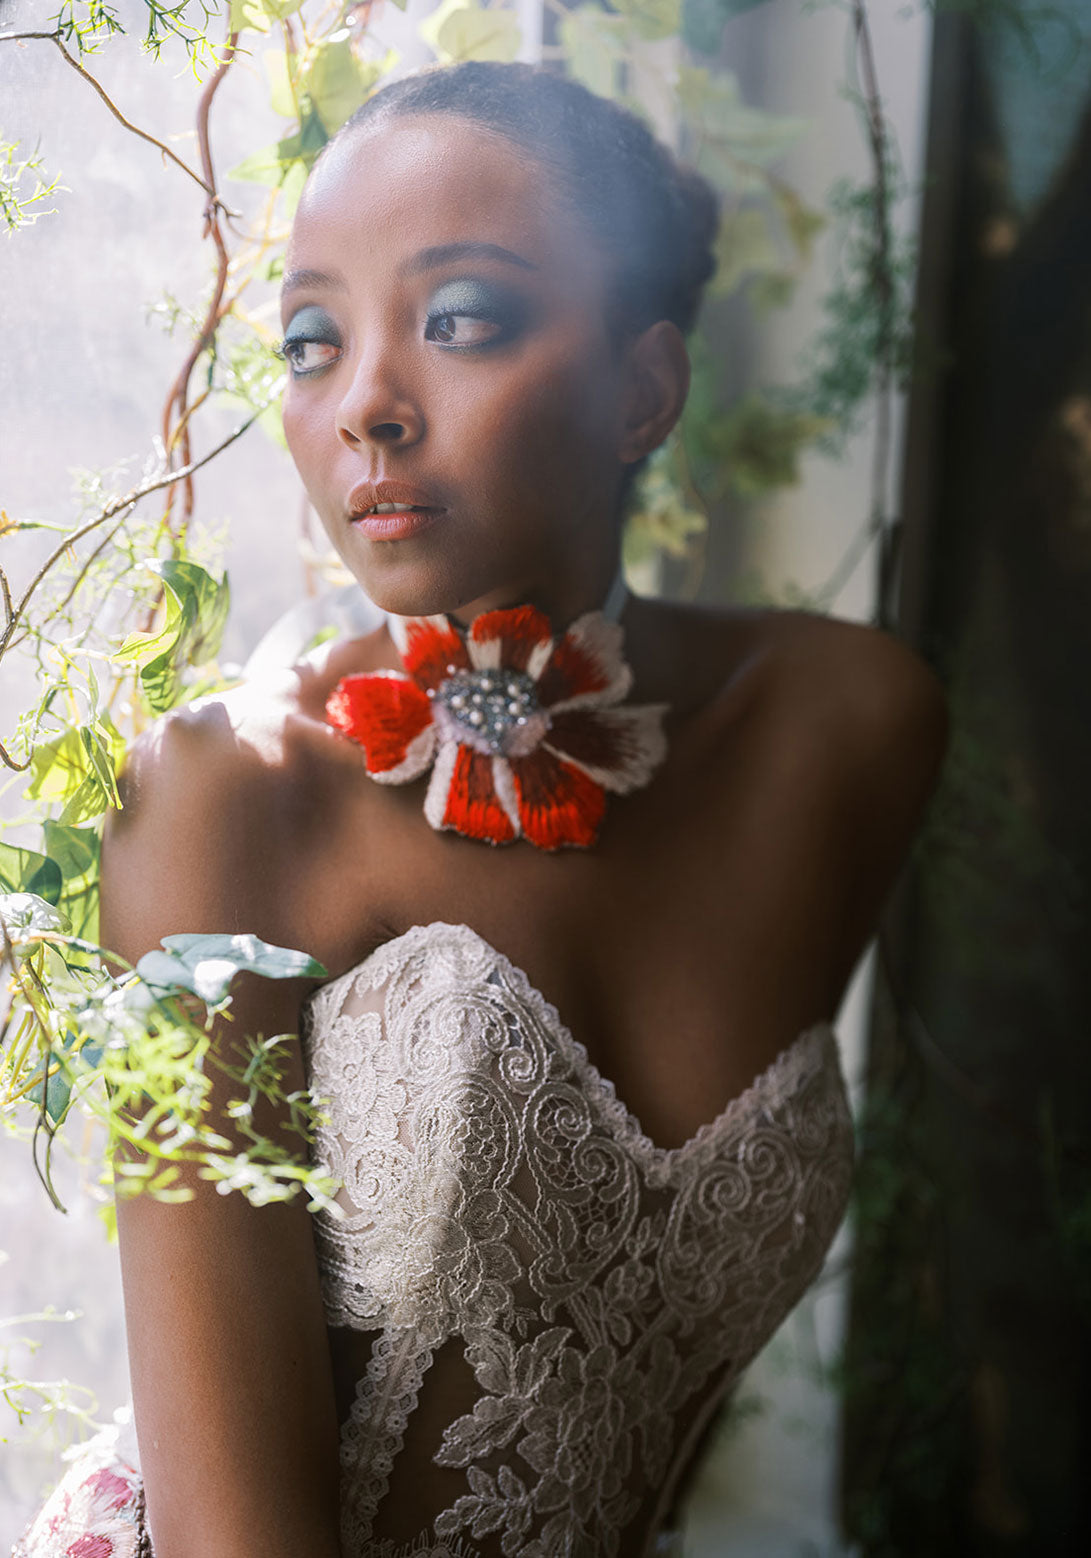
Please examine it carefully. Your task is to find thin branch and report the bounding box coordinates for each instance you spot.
[0,28,235,215]
[0,737,30,773]
[0,407,264,677]
[161,24,240,529]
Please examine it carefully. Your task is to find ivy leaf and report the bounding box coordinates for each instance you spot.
[611,0,681,44]
[0,843,63,906]
[263,49,299,119]
[228,111,328,187]
[422,0,522,65]
[559,6,627,99]
[229,0,305,33]
[136,933,327,1008]
[26,717,125,823]
[0,892,70,957]
[679,67,809,193]
[229,0,272,32]
[42,820,101,942]
[117,559,230,713]
[710,207,782,297]
[307,39,372,135]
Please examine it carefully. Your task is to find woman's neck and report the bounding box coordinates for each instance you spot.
[445,554,626,635]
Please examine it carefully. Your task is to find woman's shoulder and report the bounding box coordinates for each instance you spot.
[112,619,394,816]
[651,596,948,748]
[639,598,949,863]
[100,643,386,962]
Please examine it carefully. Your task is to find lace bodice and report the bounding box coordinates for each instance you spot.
[301,922,855,1558]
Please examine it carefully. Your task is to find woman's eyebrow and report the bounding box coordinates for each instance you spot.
[401,242,538,276]
[281,266,347,297]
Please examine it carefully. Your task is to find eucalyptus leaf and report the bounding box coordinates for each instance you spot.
[0,891,70,943]
[27,1070,72,1127]
[137,933,327,1007]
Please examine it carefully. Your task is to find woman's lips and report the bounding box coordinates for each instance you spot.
[351,507,444,541]
[347,481,446,541]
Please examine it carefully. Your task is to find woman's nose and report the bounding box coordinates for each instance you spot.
[335,349,424,450]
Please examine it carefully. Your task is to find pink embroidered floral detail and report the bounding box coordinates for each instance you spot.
[13,1441,145,1558]
[325,604,668,850]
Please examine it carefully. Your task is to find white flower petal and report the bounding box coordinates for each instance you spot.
[367,721,438,785]
[423,739,460,830]
[491,756,522,834]
[545,613,632,710]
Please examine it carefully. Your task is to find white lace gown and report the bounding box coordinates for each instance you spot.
[13,920,854,1558]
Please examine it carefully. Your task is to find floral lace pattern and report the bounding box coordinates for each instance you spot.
[302,922,855,1558]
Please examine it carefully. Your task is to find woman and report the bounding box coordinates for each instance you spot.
[15,61,947,1558]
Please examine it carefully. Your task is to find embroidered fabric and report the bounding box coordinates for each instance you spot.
[302,921,855,1558]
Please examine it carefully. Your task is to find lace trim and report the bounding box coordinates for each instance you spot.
[306,920,837,1186]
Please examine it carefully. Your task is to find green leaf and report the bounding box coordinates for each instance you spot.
[0,844,63,905]
[263,48,299,119]
[709,392,833,496]
[42,821,101,941]
[137,933,327,1008]
[27,1057,72,1128]
[229,0,305,32]
[118,559,230,713]
[774,184,826,263]
[679,67,809,193]
[27,728,93,805]
[422,0,522,64]
[26,716,124,822]
[228,112,328,187]
[559,6,627,99]
[42,820,100,882]
[229,0,272,32]
[152,560,230,667]
[612,0,681,44]
[307,39,370,135]
[710,207,782,297]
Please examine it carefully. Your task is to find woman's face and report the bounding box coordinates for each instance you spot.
[280,113,641,624]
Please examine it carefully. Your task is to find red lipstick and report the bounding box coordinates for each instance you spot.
[347,480,446,542]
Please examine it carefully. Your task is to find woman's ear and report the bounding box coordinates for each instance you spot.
[617,321,691,465]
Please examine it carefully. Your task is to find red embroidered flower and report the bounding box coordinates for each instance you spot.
[326,604,668,850]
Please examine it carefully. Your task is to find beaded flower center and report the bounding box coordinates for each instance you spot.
[435,665,541,754]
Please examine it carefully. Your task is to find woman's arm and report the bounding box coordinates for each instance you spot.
[101,707,343,1558]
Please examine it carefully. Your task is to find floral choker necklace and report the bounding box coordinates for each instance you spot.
[324,572,669,850]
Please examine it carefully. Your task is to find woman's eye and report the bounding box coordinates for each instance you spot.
[276,304,342,377]
[277,338,341,376]
[425,312,503,348]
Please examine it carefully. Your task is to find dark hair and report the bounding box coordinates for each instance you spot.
[329,61,720,339]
